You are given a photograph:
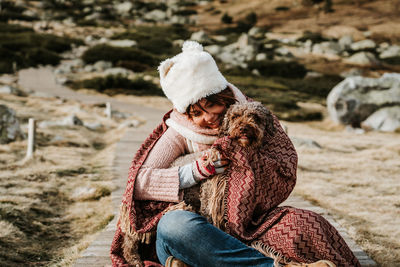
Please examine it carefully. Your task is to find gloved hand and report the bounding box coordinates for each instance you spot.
[192,149,228,182]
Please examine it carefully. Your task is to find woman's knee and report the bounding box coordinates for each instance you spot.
[157,210,205,243]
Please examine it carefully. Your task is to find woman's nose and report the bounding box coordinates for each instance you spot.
[203,112,215,122]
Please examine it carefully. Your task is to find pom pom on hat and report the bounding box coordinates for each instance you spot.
[158,40,228,113]
[182,40,203,52]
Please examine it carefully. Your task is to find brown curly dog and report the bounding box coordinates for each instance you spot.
[172,101,275,229]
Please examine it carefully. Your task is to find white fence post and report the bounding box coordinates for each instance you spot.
[106,102,112,119]
[26,118,36,159]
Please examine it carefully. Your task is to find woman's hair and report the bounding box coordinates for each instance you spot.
[185,86,237,118]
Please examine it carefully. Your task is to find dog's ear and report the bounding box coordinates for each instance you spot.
[219,107,232,137]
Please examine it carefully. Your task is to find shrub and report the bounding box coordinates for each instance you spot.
[0,27,82,73]
[81,45,158,67]
[221,13,233,24]
[216,11,258,34]
[275,6,290,11]
[111,25,190,56]
[0,22,33,33]
[297,31,328,43]
[173,9,197,16]
[248,60,308,78]
[244,12,257,26]
[275,75,343,98]
[138,37,175,56]
[381,56,400,65]
[116,61,150,72]
[176,1,197,7]
[0,1,38,21]
[24,48,61,66]
[72,75,163,96]
[141,1,168,11]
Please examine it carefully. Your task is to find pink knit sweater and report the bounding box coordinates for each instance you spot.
[133,84,247,203]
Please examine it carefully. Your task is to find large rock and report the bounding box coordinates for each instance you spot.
[93,61,113,71]
[312,41,342,57]
[344,52,379,66]
[361,106,400,132]
[106,40,137,48]
[0,85,19,95]
[217,35,258,67]
[204,45,222,55]
[379,45,400,59]
[115,2,133,15]
[350,39,376,51]
[104,67,133,77]
[0,105,25,144]
[190,31,213,44]
[338,35,353,50]
[327,73,400,128]
[144,9,167,22]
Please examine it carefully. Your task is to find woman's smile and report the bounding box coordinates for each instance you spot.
[189,99,226,129]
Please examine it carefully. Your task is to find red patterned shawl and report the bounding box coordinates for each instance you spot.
[111,110,360,267]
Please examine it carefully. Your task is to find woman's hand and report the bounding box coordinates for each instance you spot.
[192,149,229,181]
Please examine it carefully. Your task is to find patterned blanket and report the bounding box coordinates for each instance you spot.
[110,110,360,267]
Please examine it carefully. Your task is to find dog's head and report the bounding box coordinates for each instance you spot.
[220,101,275,147]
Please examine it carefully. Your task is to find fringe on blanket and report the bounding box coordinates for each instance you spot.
[208,174,228,229]
[250,241,292,267]
[118,202,194,267]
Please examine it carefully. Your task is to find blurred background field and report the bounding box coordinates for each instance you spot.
[0,0,399,266]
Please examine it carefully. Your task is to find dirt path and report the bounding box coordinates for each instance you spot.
[18,67,376,266]
[18,67,165,124]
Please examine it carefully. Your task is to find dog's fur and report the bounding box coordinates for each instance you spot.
[171,101,275,229]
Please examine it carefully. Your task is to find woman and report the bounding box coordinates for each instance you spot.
[110,41,360,267]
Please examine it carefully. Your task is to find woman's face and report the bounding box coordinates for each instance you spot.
[189,99,226,129]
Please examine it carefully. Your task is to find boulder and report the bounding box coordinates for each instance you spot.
[248,27,264,39]
[274,46,293,57]
[344,52,379,66]
[84,12,101,21]
[361,106,400,132]
[0,105,25,144]
[379,45,400,59]
[327,73,400,128]
[104,67,133,76]
[190,31,213,44]
[212,35,228,43]
[204,45,222,55]
[338,35,353,50]
[62,115,84,126]
[216,35,258,67]
[115,2,133,15]
[323,25,365,41]
[340,68,363,78]
[106,40,137,48]
[93,61,113,71]
[84,122,103,131]
[0,85,19,95]
[350,39,376,51]
[312,41,342,57]
[170,15,189,25]
[144,10,167,22]
[255,53,267,61]
[39,115,84,128]
[236,34,257,48]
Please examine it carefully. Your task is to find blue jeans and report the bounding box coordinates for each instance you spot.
[156,210,274,267]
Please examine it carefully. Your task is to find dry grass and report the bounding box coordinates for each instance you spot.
[197,0,400,42]
[287,118,400,267]
[0,93,128,266]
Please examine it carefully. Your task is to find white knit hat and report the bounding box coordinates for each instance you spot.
[158,40,228,113]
